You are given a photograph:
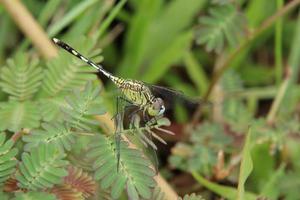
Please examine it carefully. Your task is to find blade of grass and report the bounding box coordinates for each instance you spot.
[183,51,209,96]
[191,171,257,200]
[47,0,99,37]
[141,31,193,83]
[237,127,253,200]
[118,0,161,78]
[38,0,63,27]
[65,3,104,39]
[0,14,14,64]
[94,0,127,40]
[275,0,283,84]
[118,0,206,78]
[260,164,285,199]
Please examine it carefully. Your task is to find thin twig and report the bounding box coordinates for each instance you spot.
[1,0,178,199]
[11,131,23,143]
[0,0,57,59]
[191,0,300,125]
[266,70,290,124]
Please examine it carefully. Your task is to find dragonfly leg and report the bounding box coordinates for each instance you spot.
[111,96,131,121]
[114,95,129,172]
[128,108,142,126]
[145,115,163,127]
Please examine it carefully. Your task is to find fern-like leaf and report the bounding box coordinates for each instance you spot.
[3,178,19,192]
[50,185,84,200]
[23,122,75,152]
[0,101,41,132]
[40,38,99,97]
[147,185,165,200]
[16,143,68,190]
[38,96,68,122]
[0,53,43,101]
[0,191,10,200]
[12,191,57,200]
[62,82,106,131]
[196,4,246,53]
[88,135,156,199]
[169,122,232,175]
[0,133,18,184]
[179,193,206,200]
[63,166,96,198]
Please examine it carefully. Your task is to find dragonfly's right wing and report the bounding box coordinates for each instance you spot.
[148,84,203,111]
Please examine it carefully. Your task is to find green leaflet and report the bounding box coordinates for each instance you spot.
[16,143,68,190]
[0,191,10,200]
[196,4,246,53]
[0,133,18,184]
[12,191,56,200]
[39,37,98,97]
[38,95,68,122]
[237,128,253,200]
[150,186,165,200]
[0,53,43,101]
[142,30,194,83]
[62,82,106,131]
[87,134,156,199]
[169,122,232,175]
[23,122,75,152]
[0,101,41,132]
[191,171,257,200]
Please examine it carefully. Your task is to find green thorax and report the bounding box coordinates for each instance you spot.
[110,76,155,107]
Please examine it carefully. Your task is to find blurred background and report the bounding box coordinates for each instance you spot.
[1,0,300,199]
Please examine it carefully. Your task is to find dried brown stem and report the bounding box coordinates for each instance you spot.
[1,0,178,199]
[11,131,23,143]
[0,0,57,59]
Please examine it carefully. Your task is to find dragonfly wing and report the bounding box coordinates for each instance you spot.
[148,84,202,111]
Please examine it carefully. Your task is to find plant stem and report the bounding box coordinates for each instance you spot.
[11,131,23,143]
[0,0,57,59]
[191,0,300,125]
[275,0,284,85]
[266,73,290,124]
[267,10,300,124]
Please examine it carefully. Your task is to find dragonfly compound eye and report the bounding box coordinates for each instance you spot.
[148,98,165,116]
[158,105,165,115]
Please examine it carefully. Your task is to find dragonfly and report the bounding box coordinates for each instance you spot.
[53,38,166,119]
[52,38,197,170]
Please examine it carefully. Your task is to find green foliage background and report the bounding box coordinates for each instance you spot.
[0,0,300,199]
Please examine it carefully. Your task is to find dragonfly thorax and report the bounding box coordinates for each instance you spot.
[147,97,165,116]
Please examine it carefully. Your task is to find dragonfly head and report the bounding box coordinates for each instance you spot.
[148,97,165,116]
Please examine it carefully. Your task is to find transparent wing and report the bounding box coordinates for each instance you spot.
[148,84,203,111]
